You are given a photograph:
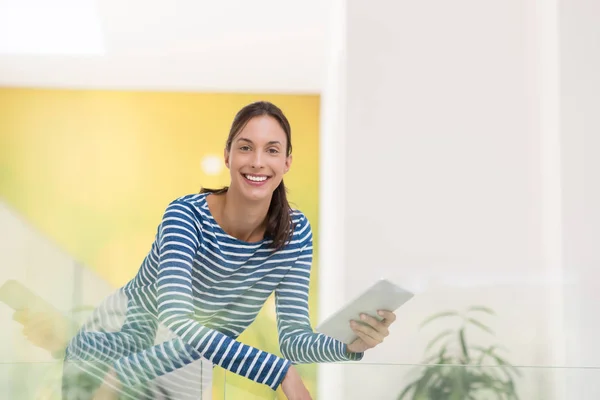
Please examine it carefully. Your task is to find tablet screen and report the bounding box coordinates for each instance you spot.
[316,279,414,344]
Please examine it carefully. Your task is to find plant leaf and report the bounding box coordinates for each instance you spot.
[466,317,495,335]
[467,305,495,315]
[420,311,459,329]
[496,359,522,378]
[397,380,418,400]
[459,328,470,362]
[470,373,513,398]
[472,346,522,378]
[412,367,442,399]
[420,345,451,365]
[399,306,522,400]
[449,367,467,400]
[425,329,453,353]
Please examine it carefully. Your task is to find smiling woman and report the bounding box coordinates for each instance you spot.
[41,100,367,400]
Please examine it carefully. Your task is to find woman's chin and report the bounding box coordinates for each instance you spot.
[234,176,279,202]
[241,188,273,202]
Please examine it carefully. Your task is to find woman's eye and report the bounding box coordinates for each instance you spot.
[240,146,251,151]
[268,148,279,154]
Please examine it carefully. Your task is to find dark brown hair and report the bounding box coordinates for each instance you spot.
[201,101,294,250]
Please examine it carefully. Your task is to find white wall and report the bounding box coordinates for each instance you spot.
[317,0,584,399]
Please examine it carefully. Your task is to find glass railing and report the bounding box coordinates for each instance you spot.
[0,361,63,400]
[2,261,600,400]
[0,360,225,399]
[2,361,600,399]
[221,363,600,400]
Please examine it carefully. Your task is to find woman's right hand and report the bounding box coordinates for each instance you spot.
[13,308,69,354]
[281,366,312,400]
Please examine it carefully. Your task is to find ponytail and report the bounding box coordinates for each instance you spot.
[267,180,294,251]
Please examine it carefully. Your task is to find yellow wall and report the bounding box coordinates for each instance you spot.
[0,87,321,399]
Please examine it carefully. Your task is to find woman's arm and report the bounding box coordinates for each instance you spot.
[109,200,292,391]
[275,214,364,364]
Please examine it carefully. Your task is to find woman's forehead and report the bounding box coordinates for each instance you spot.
[233,116,287,143]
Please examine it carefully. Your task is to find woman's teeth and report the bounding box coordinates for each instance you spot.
[244,174,268,182]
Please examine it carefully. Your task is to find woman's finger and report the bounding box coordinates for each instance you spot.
[377,310,397,326]
[351,320,384,344]
[12,309,30,323]
[352,327,380,348]
[359,314,390,337]
[23,313,51,335]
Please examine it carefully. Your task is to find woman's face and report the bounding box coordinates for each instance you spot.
[225,115,292,202]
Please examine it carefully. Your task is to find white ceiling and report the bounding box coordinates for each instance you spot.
[0,0,331,93]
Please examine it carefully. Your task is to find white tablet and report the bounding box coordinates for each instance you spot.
[315,279,414,344]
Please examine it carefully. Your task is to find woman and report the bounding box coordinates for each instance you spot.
[26,101,397,400]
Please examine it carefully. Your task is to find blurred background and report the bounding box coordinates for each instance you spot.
[1,0,600,399]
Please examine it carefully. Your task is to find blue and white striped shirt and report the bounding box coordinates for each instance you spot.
[66,193,361,394]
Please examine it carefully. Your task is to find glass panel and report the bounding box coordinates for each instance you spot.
[222,363,600,400]
[0,361,598,398]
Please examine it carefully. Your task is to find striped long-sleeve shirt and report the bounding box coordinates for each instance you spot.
[65,193,362,393]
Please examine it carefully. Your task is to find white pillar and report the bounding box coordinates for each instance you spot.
[317,0,347,398]
[560,0,600,397]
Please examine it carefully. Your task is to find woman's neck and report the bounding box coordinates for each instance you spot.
[213,188,271,242]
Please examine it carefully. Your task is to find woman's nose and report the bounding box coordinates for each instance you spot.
[251,153,264,169]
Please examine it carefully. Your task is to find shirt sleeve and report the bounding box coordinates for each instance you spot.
[65,300,158,363]
[275,214,364,364]
[112,199,292,391]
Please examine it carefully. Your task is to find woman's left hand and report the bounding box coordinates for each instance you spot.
[93,369,121,400]
[346,310,396,354]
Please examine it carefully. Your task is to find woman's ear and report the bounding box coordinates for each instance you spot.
[224,148,230,169]
[284,154,292,174]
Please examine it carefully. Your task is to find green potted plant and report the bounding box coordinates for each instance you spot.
[398,306,520,400]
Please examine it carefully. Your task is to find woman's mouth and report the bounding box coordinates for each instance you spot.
[243,173,271,186]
